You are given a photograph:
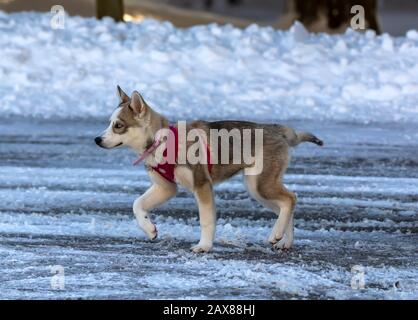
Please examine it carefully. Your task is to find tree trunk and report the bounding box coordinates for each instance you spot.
[292,0,380,33]
[96,0,124,22]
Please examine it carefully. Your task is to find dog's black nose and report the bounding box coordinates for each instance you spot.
[94,137,102,145]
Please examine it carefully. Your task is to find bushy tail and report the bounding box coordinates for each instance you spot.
[282,127,324,147]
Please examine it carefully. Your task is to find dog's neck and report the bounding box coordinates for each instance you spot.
[140,110,170,166]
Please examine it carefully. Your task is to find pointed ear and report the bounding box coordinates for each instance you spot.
[117,85,129,103]
[130,91,147,117]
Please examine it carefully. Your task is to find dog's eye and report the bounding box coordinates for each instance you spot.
[114,123,124,129]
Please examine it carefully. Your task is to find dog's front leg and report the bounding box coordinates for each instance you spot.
[133,183,177,240]
[191,183,216,253]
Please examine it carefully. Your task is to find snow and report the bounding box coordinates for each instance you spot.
[0,11,418,123]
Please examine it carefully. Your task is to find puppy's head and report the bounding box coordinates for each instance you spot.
[95,86,154,152]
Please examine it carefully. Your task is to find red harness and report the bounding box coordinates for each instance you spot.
[133,125,212,184]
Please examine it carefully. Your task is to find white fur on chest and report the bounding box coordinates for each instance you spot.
[174,166,194,191]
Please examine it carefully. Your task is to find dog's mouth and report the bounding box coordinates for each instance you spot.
[105,142,123,149]
[96,141,123,149]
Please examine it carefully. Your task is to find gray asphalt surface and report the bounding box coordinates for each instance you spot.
[0,118,417,299]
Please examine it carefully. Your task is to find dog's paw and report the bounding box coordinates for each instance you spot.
[136,216,158,240]
[142,223,158,240]
[272,236,293,251]
[191,242,212,253]
[148,224,158,240]
[268,232,278,244]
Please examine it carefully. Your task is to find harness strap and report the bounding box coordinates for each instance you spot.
[153,125,178,183]
[133,125,212,184]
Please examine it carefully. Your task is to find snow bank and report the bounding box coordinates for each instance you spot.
[0,11,418,123]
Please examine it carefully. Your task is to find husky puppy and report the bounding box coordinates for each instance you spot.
[95,86,323,253]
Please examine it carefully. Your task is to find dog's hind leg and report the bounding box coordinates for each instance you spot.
[245,174,296,250]
[133,179,177,240]
[268,198,295,250]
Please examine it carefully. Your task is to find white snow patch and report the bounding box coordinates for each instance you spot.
[0,12,417,123]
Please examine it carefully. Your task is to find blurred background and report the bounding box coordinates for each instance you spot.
[0,0,417,36]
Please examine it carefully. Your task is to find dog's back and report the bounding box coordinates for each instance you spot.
[186,120,323,184]
[204,120,323,147]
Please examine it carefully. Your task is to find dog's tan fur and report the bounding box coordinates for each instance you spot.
[95,86,323,252]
